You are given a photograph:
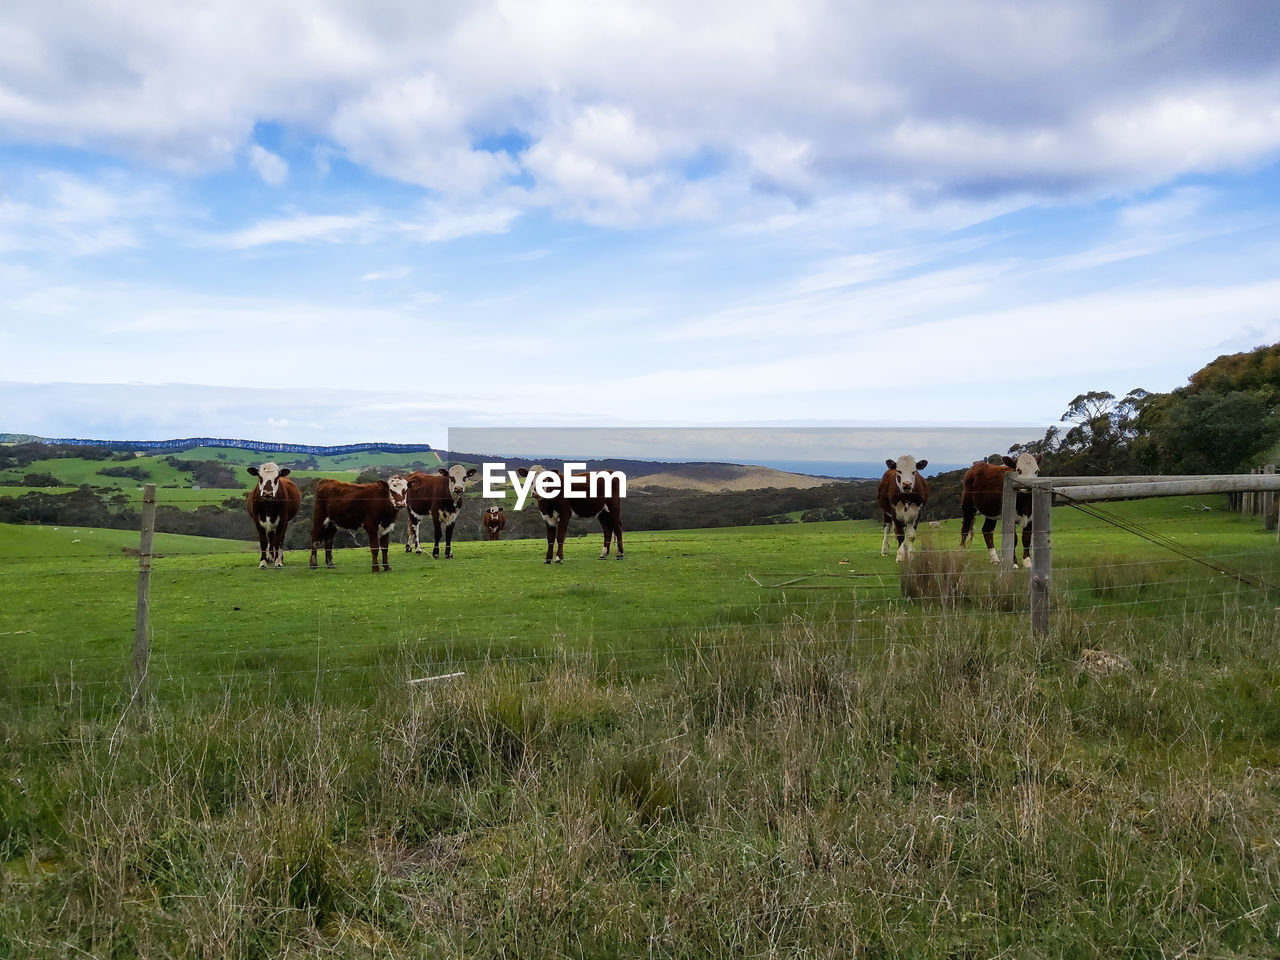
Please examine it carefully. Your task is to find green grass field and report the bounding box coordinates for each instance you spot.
[2,499,1278,956]
[1,495,1273,703]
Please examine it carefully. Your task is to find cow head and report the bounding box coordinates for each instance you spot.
[385,475,409,508]
[885,455,927,494]
[1001,452,1042,480]
[247,462,291,498]
[437,464,479,501]
[488,505,504,517]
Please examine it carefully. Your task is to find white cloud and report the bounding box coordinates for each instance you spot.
[1,1,1277,221]
[0,170,172,254]
[361,266,412,281]
[248,144,288,185]
[210,211,383,248]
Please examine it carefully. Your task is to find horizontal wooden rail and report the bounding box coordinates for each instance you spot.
[1012,474,1280,503]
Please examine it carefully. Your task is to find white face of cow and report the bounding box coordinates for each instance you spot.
[887,455,927,494]
[1014,452,1041,480]
[248,462,290,498]
[387,475,409,508]
[438,464,479,499]
[488,505,502,516]
[1003,452,1043,480]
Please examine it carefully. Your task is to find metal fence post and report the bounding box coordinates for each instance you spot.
[1030,487,1052,635]
[1000,470,1017,568]
[132,484,156,701]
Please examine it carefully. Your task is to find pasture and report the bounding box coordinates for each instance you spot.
[0,444,443,513]
[2,498,1279,957]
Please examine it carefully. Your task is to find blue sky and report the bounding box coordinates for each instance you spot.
[2,0,1280,447]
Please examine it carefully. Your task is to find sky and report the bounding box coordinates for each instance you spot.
[2,0,1280,449]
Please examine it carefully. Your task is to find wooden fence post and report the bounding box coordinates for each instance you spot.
[998,473,1018,570]
[132,484,156,701]
[999,470,1016,568]
[1030,487,1052,636]
[1264,465,1276,531]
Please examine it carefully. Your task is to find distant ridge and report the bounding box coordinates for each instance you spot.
[5,436,434,456]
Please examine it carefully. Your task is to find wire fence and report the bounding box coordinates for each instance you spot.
[4,491,1279,716]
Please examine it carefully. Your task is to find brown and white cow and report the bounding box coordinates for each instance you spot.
[245,462,301,569]
[960,452,1042,567]
[483,505,506,540]
[515,467,624,563]
[404,465,478,559]
[876,455,930,562]
[310,476,409,572]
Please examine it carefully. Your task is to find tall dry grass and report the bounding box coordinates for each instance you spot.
[2,605,1278,958]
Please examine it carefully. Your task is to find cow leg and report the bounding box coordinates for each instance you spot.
[432,516,443,559]
[544,518,556,563]
[272,523,286,568]
[325,527,336,568]
[613,514,624,560]
[405,513,416,553]
[880,513,892,557]
[309,516,324,569]
[599,510,612,559]
[255,524,270,570]
[364,523,381,572]
[981,516,999,563]
[960,500,976,547]
[900,521,920,562]
[1018,515,1032,568]
[380,527,392,571]
[556,513,570,563]
[893,519,907,562]
[443,518,455,559]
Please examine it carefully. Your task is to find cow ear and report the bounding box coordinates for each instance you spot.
[916,459,927,471]
[1035,453,1043,465]
[516,467,529,478]
[885,459,896,470]
[247,466,260,477]
[1001,456,1017,468]
[438,467,450,477]
[278,468,290,477]
[465,468,478,479]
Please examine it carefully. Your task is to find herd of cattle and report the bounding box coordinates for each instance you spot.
[245,453,1043,572]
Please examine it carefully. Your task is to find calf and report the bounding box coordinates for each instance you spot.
[310,476,409,572]
[516,467,624,563]
[245,462,301,569]
[483,505,506,540]
[404,465,478,559]
[960,452,1042,566]
[877,455,930,562]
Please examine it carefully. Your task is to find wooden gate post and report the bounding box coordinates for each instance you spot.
[999,470,1017,568]
[132,484,156,701]
[1030,487,1052,635]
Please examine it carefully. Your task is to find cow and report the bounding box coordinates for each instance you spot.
[516,466,624,563]
[960,452,1042,567]
[245,462,301,569]
[404,465,479,559]
[483,505,506,540]
[310,476,409,572]
[877,455,930,562]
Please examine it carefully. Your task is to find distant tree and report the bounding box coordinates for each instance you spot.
[1139,391,1280,474]
[98,465,151,481]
